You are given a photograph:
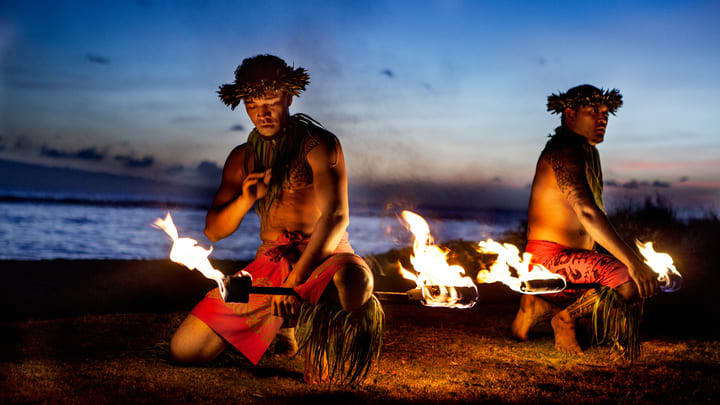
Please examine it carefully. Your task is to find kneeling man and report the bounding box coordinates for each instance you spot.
[512,85,659,359]
[170,55,383,384]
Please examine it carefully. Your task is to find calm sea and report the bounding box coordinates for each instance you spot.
[0,192,525,260]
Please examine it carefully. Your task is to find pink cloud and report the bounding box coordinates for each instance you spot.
[617,160,720,170]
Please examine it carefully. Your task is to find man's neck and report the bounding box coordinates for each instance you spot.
[556,126,592,145]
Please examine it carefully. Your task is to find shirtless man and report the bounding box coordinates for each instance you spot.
[511,85,659,358]
[168,55,382,384]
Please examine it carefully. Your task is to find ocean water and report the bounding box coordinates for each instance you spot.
[0,199,524,260]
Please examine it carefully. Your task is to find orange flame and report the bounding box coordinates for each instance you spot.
[398,210,477,308]
[152,213,227,298]
[476,239,565,294]
[635,240,683,292]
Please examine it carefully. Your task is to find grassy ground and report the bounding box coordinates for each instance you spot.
[3,301,718,404]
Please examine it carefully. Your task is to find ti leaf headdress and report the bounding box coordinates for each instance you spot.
[218,54,310,110]
[547,84,623,115]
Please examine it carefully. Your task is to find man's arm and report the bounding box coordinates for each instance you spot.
[204,145,270,242]
[271,137,349,317]
[548,146,659,298]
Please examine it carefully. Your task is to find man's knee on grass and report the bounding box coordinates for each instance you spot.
[169,314,226,364]
[333,263,374,311]
[616,280,638,301]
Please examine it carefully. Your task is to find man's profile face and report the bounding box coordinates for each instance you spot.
[244,91,292,137]
[565,104,610,145]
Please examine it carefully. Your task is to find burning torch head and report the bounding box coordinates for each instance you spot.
[635,240,683,293]
[659,270,683,293]
[420,285,479,308]
[223,274,253,303]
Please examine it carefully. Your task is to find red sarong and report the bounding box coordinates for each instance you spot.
[526,240,631,305]
[191,231,367,365]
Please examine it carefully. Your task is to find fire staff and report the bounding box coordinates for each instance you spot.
[169,55,383,385]
[511,84,659,360]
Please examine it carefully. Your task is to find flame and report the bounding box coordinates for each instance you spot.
[635,240,683,292]
[476,239,565,294]
[152,213,227,298]
[398,210,477,308]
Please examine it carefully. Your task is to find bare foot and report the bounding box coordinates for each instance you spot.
[551,310,584,355]
[511,295,558,341]
[273,327,298,357]
[303,348,329,384]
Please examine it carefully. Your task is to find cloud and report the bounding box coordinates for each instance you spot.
[115,154,154,168]
[621,180,640,189]
[610,179,674,188]
[491,176,502,183]
[14,135,35,151]
[380,69,394,78]
[196,160,222,178]
[678,176,689,183]
[86,53,110,65]
[41,145,105,161]
[534,56,548,65]
[230,124,245,132]
[171,116,201,124]
[165,164,185,175]
[350,180,531,211]
[620,160,720,170]
[621,179,656,189]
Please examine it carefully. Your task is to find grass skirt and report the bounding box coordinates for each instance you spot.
[295,295,384,386]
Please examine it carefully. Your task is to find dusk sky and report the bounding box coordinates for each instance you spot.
[1,1,719,210]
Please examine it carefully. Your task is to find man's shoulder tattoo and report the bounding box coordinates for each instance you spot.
[543,143,587,195]
[303,127,340,167]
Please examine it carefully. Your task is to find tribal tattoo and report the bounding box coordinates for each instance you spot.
[546,145,595,208]
[565,288,601,320]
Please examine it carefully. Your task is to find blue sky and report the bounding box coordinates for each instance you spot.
[1,0,719,209]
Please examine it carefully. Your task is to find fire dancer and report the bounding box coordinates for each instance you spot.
[169,55,383,384]
[511,84,659,359]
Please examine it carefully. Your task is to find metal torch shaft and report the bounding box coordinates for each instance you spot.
[375,282,603,303]
[374,289,423,303]
[233,280,605,304]
[564,282,602,290]
[249,286,299,296]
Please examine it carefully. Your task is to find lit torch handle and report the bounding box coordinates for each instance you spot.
[375,282,605,303]
[520,277,683,294]
[223,275,299,303]
[374,288,424,303]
